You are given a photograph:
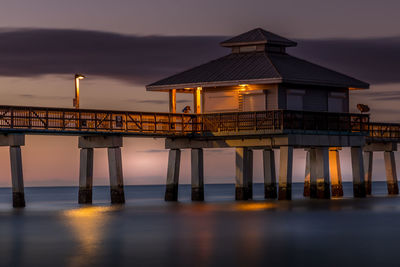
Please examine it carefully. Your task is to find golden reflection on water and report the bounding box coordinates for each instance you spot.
[235,202,277,211]
[62,206,118,267]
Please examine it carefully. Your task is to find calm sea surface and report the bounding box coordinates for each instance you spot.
[1,182,400,267]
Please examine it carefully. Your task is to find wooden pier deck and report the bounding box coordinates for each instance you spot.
[0,104,393,141]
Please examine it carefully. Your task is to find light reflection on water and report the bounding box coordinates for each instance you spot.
[62,206,120,267]
[1,182,400,267]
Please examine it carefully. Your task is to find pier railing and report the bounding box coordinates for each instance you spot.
[0,105,372,137]
[368,122,400,140]
[0,105,199,135]
[202,110,369,134]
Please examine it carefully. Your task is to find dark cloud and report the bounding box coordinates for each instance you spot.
[0,28,225,85]
[18,93,70,100]
[291,37,400,85]
[1,28,400,85]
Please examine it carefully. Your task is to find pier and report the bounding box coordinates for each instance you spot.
[0,105,398,207]
[1,28,400,207]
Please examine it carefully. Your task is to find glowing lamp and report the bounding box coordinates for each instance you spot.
[74,73,86,109]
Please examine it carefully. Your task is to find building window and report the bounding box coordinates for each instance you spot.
[239,45,257,53]
[328,92,346,112]
[243,91,265,111]
[286,89,305,110]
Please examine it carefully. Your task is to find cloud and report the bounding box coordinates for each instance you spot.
[135,100,168,105]
[351,90,400,102]
[1,28,400,85]
[291,37,400,85]
[18,93,70,100]
[125,99,190,104]
[0,28,225,85]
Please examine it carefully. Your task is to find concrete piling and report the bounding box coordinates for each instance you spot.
[10,146,25,208]
[303,150,311,197]
[235,147,250,200]
[310,148,330,199]
[278,146,293,200]
[78,148,94,204]
[78,136,125,204]
[263,149,277,199]
[108,147,125,204]
[384,151,399,195]
[351,147,366,198]
[363,151,373,195]
[246,149,253,200]
[329,148,343,197]
[165,149,181,201]
[191,148,204,201]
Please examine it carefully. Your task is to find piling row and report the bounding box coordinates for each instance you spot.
[1,133,399,207]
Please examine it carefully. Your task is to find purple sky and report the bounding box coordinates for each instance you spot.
[0,0,399,187]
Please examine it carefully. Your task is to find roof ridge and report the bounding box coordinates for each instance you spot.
[263,52,282,79]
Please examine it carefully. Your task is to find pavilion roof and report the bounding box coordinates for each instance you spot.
[220,28,297,47]
[146,28,369,91]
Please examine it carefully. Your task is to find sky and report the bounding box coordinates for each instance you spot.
[0,0,400,187]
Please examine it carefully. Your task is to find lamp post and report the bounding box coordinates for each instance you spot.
[74,74,86,109]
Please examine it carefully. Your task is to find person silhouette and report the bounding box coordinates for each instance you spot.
[182,106,191,113]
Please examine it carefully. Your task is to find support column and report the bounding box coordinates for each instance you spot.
[303,150,311,197]
[169,89,176,113]
[278,146,293,200]
[10,146,25,208]
[384,151,399,195]
[235,147,249,200]
[191,148,204,201]
[363,151,373,195]
[263,149,277,199]
[193,87,202,114]
[78,148,94,204]
[310,148,330,199]
[165,149,181,201]
[329,148,343,197]
[351,147,366,198]
[108,147,125,204]
[246,149,253,200]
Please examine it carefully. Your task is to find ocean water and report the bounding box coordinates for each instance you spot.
[1,182,400,267]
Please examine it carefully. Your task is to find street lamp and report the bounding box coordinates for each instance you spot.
[73,73,86,109]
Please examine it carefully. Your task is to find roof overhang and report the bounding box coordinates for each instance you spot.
[146,77,369,91]
[146,78,283,91]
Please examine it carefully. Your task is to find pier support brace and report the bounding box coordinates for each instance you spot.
[108,147,125,204]
[329,148,343,197]
[278,146,293,200]
[191,148,204,201]
[10,146,25,208]
[363,151,373,195]
[165,149,181,201]
[310,148,330,199]
[351,147,366,198]
[79,148,94,204]
[263,149,277,199]
[235,147,251,200]
[384,151,399,195]
[303,150,311,197]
